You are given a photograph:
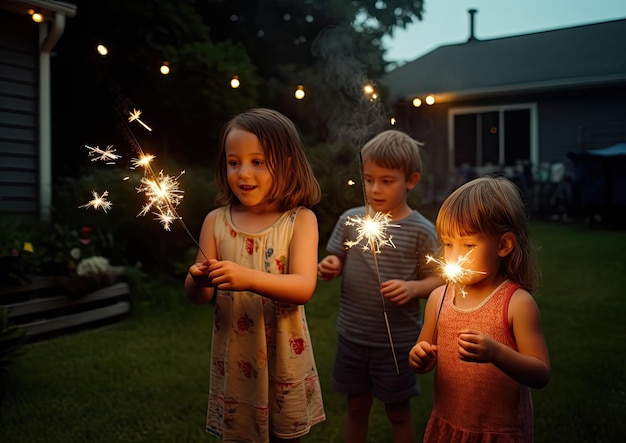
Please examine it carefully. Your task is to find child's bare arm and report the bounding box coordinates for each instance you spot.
[207,208,319,305]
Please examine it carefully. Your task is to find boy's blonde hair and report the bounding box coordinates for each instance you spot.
[360,130,423,179]
[436,176,539,293]
[214,108,321,210]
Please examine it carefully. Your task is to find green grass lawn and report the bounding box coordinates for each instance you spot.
[1,220,625,442]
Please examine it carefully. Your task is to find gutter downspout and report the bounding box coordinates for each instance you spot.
[38,12,66,222]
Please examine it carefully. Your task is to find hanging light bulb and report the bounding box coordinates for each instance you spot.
[230,76,240,88]
[412,97,422,108]
[96,44,108,56]
[425,95,435,105]
[390,117,397,125]
[160,61,170,75]
[294,84,305,100]
[29,9,44,23]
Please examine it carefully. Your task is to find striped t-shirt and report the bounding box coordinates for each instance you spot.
[326,206,439,348]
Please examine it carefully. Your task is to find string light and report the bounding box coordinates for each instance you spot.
[425,95,435,105]
[412,97,422,107]
[230,76,240,88]
[160,61,170,75]
[294,84,305,100]
[29,9,44,23]
[96,44,108,56]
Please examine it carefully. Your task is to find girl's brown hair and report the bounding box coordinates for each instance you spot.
[214,108,321,210]
[436,176,539,293]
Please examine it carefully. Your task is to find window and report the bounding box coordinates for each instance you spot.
[449,104,537,174]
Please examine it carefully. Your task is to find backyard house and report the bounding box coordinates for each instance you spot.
[0,0,76,223]
[381,11,626,211]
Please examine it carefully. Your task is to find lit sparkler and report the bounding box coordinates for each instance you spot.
[136,169,186,231]
[116,106,207,260]
[426,249,486,341]
[79,190,112,213]
[344,211,398,253]
[344,209,400,374]
[425,249,485,288]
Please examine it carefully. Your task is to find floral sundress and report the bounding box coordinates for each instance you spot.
[206,205,325,442]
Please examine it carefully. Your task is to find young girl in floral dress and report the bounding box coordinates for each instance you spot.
[185,108,325,442]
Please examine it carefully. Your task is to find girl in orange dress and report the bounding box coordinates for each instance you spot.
[185,109,325,442]
[409,176,551,442]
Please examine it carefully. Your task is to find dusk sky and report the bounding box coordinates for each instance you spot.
[383,0,626,65]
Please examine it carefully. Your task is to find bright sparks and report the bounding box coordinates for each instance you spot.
[344,212,399,253]
[79,190,112,213]
[426,249,486,294]
[128,108,152,132]
[131,154,155,169]
[85,144,121,163]
[136,170,185,231]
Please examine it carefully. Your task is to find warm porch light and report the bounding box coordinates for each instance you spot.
[230,76,240,88]
[412,98,422,107]
[295,85,305,100]
[160,61,170,75]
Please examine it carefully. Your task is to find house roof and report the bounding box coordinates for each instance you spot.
[381,18,626,103]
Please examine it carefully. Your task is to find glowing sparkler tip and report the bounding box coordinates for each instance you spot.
[132,154,156,170]
[426,250,486,290]
[344,212,399,253]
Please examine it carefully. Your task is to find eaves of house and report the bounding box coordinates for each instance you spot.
[382,18,626,104]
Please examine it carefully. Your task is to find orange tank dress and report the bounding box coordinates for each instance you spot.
[425,280,534,443]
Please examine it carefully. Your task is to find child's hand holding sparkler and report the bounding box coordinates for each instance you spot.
[188,260,214,288]
[408,340,438,373]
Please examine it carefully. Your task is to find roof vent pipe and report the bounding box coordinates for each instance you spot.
[468,8,478,42]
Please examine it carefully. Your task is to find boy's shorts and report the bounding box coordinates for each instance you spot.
[331,334,420,404]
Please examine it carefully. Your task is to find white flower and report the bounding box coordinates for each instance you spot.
[76,256,111,277]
